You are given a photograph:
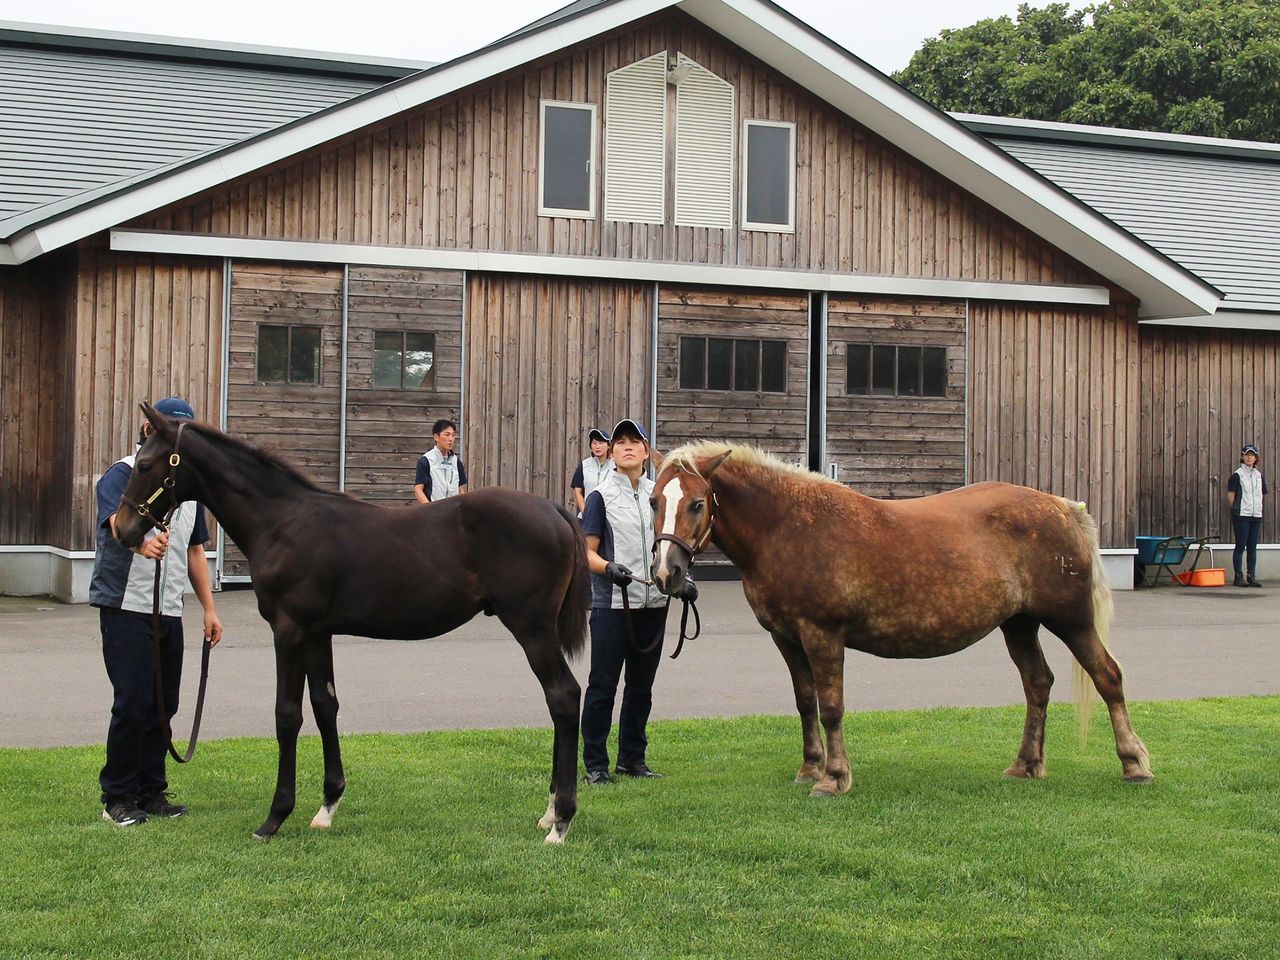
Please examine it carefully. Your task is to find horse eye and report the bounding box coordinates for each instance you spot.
[690,500,705,513]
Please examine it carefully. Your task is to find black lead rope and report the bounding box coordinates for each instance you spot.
[620,574,700,659]
[128,422,212,763]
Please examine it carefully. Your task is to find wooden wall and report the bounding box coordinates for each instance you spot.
[345,266,464,504]
[464,274,651,504]
[655,285,809,462]
[1139,326,1280,544]
[968,301,1139,548]
[70,249,223,550]
[826,296,966,498]
[0,257,74,546]
[140,12,1105,291]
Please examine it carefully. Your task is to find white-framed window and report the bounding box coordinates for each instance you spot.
[604,51,667,224]
[741,119,796,233]
[539,100,596,219]
[674,54,735,229]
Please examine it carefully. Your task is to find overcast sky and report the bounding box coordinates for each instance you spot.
[0,0,1079,75]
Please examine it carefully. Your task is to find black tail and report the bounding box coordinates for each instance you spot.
[554,505,590,658]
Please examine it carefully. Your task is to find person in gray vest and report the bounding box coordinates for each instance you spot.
[414,418,468,503]
[570,427,614,515]
[1227,443,1267,587]
[579,418,669,784]
[90,397,223,826]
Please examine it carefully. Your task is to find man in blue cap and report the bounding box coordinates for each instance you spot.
[90,397,223,826]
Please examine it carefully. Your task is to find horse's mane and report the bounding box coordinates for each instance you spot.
[182,420,345,496]
[662,441,841,490]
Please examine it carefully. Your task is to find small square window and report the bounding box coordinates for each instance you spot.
[375,331,436,389]
[258,324,320,385]
[540,101,596,219]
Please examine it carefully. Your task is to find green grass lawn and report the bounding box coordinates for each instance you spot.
[2,698,1277,960]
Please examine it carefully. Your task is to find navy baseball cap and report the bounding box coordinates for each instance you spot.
[152,397,196,420]
[610,418,648,443]
[588,427,610,443]
[1243,443,1259,456]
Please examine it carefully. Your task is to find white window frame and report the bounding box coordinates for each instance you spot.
[538,100,597,220]
[741,119,797,234]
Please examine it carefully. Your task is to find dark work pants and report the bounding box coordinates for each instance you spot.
[1233,515,1263,577]
[581,606,668,772]
[99,607,183,805]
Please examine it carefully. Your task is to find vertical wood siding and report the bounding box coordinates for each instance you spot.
[967,301,1139,548]
[224,262,342,575]
[825,296,966,498]
[0,257,75,546]
[344,266,464,504]
[464,274,651,505]
[1139,326,1280,544]
[655,285,809,461]
[139,12,1104,290]
[71,249,223,550]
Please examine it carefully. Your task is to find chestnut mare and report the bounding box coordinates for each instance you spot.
[114,405,588,843]
[649,443,1153,796]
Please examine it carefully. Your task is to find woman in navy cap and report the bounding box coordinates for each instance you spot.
[570,427,614,516]
[1227,443,1267,587]
[578,417,668,783]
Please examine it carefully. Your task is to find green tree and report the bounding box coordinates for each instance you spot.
[894,0,1280,142]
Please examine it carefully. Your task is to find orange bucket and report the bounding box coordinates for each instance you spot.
[1173,568,1226,587]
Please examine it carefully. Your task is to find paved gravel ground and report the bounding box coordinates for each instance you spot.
[1,581,1276,749]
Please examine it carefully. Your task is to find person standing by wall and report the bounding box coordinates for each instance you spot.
[578,418,669,784]
[414,418,468,503]
[91,397,223,826]
[570,427,613,516]
[1227,443,1267,587]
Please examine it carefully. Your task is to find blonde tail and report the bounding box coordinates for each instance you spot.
[1065,501,1113,747]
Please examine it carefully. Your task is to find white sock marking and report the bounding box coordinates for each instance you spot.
[309,794,343,829]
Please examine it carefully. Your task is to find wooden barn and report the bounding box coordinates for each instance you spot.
[1,1,1273,601]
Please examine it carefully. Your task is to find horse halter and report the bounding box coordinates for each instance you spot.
[121,421,188,533]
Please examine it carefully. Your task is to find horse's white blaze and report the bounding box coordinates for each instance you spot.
[655,476,686,583]
[309,794,343,829]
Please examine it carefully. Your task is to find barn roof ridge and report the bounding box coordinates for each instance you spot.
[0,0,1221,321]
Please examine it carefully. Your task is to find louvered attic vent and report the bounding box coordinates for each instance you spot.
[605,51,667,224]
[674,54,735,229]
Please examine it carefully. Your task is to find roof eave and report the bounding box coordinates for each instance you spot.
[677,0,1220,320]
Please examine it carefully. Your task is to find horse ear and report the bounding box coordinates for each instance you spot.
[651,448,664,469]
[702,449,733,477]
[139,401,173,438]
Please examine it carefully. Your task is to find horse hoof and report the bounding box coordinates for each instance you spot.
[537,811,556,830]
[252,827,275,841]
[793,767,824,784]
[544,822,570,844]
[808,778,849,798]
[310,796,343,829]
[1124,772,1155,784]
[794,775,820,785]
[1004,762,1046,779]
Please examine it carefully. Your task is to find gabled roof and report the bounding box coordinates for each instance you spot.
[0,1,1220,321]
[0,21,426,243]
[960,113,1280,316]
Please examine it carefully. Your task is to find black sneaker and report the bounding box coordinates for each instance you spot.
[1247,576,1263,588]
[583,769,613,785]
[615,763,664,779]
[138,792,188,818]
[1234,574,1247,587]
[102,801,148,827]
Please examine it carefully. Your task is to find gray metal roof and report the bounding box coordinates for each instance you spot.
[961,115,1280,313]
[0,24,424,239]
